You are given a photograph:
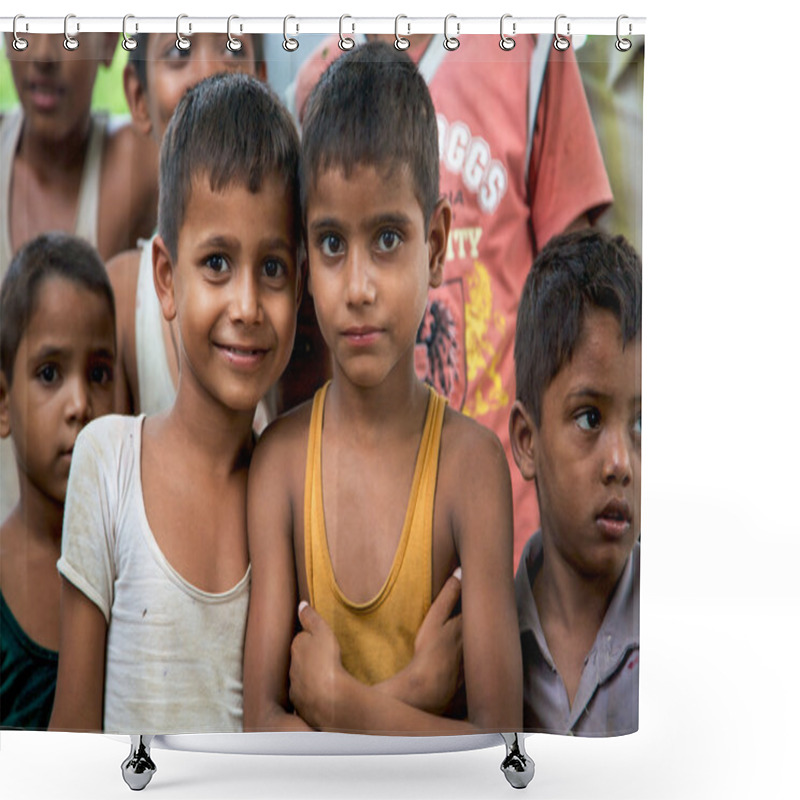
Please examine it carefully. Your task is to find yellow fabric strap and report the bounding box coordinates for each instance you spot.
[304,382,447,685]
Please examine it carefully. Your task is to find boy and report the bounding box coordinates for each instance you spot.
[292,32,613,569]
[0,32,158,521]
[106,32,267,417]
[244,42,521,734]
[48,72,301,733]
[509,229,641,735]
[0,232,116,728]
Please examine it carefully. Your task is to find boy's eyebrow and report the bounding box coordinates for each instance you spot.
[566,387,642,404]
[198,234,294,254]
[308,212,413,233]
[28,345,116,362]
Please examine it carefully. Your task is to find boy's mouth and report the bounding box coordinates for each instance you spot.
[595,499,632,538]
[215,343,269,369]
[341,326,383,346]
[26,80,64,113]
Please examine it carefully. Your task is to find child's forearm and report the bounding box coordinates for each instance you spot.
[244,702,314,732]
[318,669,476,735]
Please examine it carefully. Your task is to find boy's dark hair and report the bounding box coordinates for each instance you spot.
[515,229,642,427]
[300,40,439,232]
[158,72,300,260]
[0,233,115,385]
[127,33,265,93]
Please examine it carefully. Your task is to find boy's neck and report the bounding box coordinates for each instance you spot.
[11,478,65,549]
[534,539,623,636]
[326,368,431,439]
[159,381,255,474]
[18,115,93,176]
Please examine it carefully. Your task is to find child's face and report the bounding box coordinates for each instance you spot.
[512,308,641,580]
[5,33,116,143]
[154,174,299,415]
[0,277,115,504]
[130,34,263,145]
[305,164,448,390]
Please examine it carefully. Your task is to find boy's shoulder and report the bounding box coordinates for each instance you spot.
[440,404,508,474]
[252,399,314,470]
[75,414,142,461]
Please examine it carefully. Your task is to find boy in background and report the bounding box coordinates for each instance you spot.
[509,229,640,735]
[244,42,521,734]
[0,233,116,728]
[0,32,158,520]
[292,33,613,568]
[49,73,301,733]
[107,32,265,417]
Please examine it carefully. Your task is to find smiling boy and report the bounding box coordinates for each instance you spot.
[244,42,521,734]
[509,229,641,735]
[48,73,301,733]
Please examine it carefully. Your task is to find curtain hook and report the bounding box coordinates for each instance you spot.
[443,14,460,51]
[64,13,79,51]
[122,15,138,51]
[176,14,191,51]
[554,14,570,51]
[395,15,410,51]
[227,15,243,52]
[283,15,299,51]
[12,15,29,51]
[500,14,516,51]
[339,15,355,51]
[616,15,633,52]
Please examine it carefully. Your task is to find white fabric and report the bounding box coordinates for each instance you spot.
[58,414,250,734]
[134,237,176,416]
[0,109,107,523]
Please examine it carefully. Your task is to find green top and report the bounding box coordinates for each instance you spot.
[0,589,58,729]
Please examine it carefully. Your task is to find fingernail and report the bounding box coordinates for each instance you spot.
[298,600,309,614]
[453,567,462,581]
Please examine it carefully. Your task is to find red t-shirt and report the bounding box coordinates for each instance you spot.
[294,35,613,569]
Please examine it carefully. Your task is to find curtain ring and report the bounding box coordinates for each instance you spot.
[615,15,632,52]
[176,14,191,51]
[283,15,299,52]
[122,15,138,51]
[64,13,79,51]
[394,15,410,51]
[339,15,355,51]
[553,14,570,51]
[443,14,460,51]
[499,14,516,51]
[12,15,29,51]
[227,15,243,52]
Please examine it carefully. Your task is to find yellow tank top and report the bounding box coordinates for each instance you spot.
[304,382,447,686]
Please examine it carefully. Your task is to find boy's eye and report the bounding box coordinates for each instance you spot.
[89,364,114,386]
[204,254,230,273]
[36,364,60,385]
[632,414,641,436]
[376,230,402,253]
[319,234,344,258]
[263,259,287,280]
[575,408,601,431]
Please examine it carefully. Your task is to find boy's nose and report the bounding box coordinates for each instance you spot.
[230,271,262,325]
[601,427,633,486]
[27,34,63,65]
[65,378,92,425]
[345,252,376,306]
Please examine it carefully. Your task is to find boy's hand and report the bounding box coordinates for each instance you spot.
[289,602,343,728]
[381,569,464,714]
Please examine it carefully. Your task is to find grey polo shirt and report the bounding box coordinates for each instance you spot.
[515,531,640,736]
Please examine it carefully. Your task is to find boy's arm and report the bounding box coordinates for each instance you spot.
[48,578,107,731]
[290,603,475,734]
[452,423,523,731]
[243,421,312,732]
[106,250,139,414]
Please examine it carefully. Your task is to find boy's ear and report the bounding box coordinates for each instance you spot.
[0,373,11,440]
[152,236,177,322]
[427,197,452,289]
[509,400,538,481]
[123,63,153,137]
